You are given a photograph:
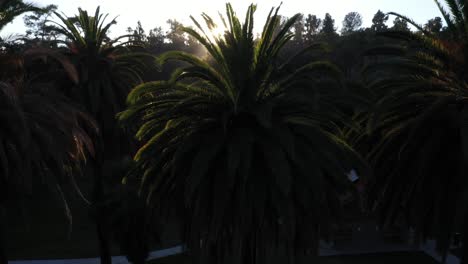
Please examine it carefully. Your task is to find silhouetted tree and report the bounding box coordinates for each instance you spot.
[366,1,468,262]
[0,3,42,262]
[304,14,321,43]
[147,26,164,49]
[23,4,59,42]
[166,19,186,46]
[370,10,388,32]
[424,16,443,33]
[391,17,410,31]
[292,14,304,43]
[53,7,153,264]
[0,53,95,264]
[341,12,363,35]
[128,21,147,44]
[321,13,337,37]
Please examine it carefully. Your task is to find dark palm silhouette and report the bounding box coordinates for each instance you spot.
[365,0,468,262]
[51,7,153,264]
[0,53,95,264]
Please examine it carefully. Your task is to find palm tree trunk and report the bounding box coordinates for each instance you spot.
[92,139,112,264]
[94,207,111,264]
[0,205,8,264]
[93,163,111,264]
[95,212,111,264]
[462,209,467,264]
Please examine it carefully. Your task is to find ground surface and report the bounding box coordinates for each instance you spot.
[3,181,447,264]
[146,252,440,264]
[5,178,180,261]
[5,180,102,259]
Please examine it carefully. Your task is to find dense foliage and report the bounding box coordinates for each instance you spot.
[0,43,95,264]
[1,1,466,264]
[365,0,468,262]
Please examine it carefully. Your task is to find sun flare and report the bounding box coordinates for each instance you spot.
[208,24,228,42]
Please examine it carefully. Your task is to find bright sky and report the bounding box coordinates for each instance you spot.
[2,0,442,38]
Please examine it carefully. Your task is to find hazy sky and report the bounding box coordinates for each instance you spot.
[2,0,443,38]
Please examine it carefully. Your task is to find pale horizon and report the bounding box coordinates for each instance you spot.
[1,0,443,38]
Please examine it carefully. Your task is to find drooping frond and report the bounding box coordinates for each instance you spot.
[386,12,429,34]
[445,0,466,33]
[0,75,96,226]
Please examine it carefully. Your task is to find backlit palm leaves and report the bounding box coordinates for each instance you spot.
[365,0,468,262]
[120,4,365,264]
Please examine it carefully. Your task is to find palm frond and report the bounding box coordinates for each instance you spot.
[434,0,459,35]
[0,0,41,31]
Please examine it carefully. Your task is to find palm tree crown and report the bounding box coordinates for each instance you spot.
[120,3,365,264]
[52,7,152,150]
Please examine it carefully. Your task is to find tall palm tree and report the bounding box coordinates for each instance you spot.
[120,3,366,264]
[0,54,95,264]
[52,7,152,151]
[52,7,153,264]
[1,4,94,261]
[365,0,468,262]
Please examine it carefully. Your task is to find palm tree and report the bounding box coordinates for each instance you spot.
[52,7,151,150]
[51,7,153,264]
[0,54,95,264]
[1,4,94,261]
[365,0,468,262]
[120,3,366,264]
[0,0,41,31]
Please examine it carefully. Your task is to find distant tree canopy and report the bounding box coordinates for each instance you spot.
[147,26,165,49]
[127,21,146,43]
[124,19,201,53]
[392,17,410,31]
[321,13,337,36]
[292,14,304,43]
[165,19,186,46]
[341,12,363,35]
[304,14,321,42]
[370,10,388,32]
[424,16,443,33]
[23,4,59,42]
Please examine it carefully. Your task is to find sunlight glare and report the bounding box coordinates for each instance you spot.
[208,24,228,42]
